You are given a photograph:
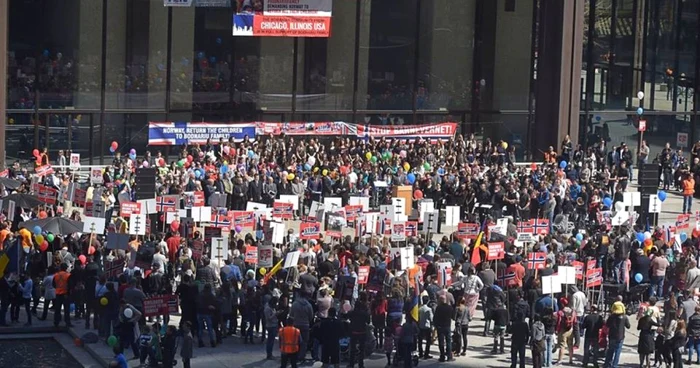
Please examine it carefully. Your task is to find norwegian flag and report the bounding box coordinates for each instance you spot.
[212,215,232,229]
[377,217,392,235]
[156,195,178,212]
[355,216,366,237]
[527,252,547,270]
[497,268,517,287]
[533,219,550,235]
[517,219,534,234]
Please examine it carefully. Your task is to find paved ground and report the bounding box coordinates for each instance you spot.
[3,178,691,367]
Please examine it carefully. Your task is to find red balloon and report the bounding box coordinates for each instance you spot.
[414,190,423,199]
[38,210,48,219]
[171,220,180,232]
[39,241,48,252]
[111,141,118,150]
[32,149,40,157]
[530,162,537,171]
[187,155,193,162]
[78,254,87,265]
[88,246,95,255]
[158,158,166,167]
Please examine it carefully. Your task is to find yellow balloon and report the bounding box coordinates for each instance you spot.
[259,267,267,275]
[501,142,508,149]
[35,235,44,244]
[403,162,410,171]
[322,169,328,176]
[100,297,109,306]
[365,152,372,160]
[287,173,295,181]
[313,167,319,173]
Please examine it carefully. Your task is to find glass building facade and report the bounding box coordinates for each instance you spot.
[1,0,697,165]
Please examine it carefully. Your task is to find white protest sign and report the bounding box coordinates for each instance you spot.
[399,247,415,270]
[137,198,157,215]
[445,206,461,227]
[309,201,325,220]
[623,192,633,208]
[391,198,406,220]
[191,206,212,223]
[419,200,434,221]
[422,210,439,234]
[648,195,662,213]
[258,244,274,268]
[391,222,406,242]
[558,266,577,285]
[166,209,188,224]
[278,194,299,211]
[270,221,286,245]
[324,197,342,211]
[612,211,629,226]
[349,196,370,212]
[83,216,106,234]
[211,236,229,262]
[7,200,15,222]
[246,201,267,212]
[516,232,535,244]
[541,275,562,294]
[70,153,81,169]
[632,192,641,207]
[129,214,146,235]
[90,168,103,185]
[365,212,378,234]
[284,251,301,269]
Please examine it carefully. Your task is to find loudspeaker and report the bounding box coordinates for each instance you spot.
[134,168,157,200]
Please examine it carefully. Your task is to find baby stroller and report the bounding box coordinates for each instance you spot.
[626,283,650,315]
[340,325,376,362]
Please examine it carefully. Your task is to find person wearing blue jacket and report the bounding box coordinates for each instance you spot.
[18,273,33,326]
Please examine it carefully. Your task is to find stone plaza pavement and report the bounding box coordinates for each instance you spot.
[2,182,690,367]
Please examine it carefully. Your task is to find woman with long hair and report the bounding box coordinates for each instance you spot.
[463,267,484,318]
[454,297,471,356]
[371,292,387,349]
[670,319,687,368]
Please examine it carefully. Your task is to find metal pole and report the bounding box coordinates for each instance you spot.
[0,0,8,170]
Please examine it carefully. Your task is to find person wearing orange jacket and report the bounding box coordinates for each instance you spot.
[682,172,695,214]
[279,317,302,368]
[52,263,73,328]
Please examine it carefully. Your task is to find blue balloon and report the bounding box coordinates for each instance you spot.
[42,49,49,57]
[219,165,228,175]
[407,173,416,184]
[559,161,567,169]
[209,56,216,64]
[595,115,602,122]
[658,190,667,202]
[636,232,645,243]
[634,273,643,283]
[636,107,644,116]
[109,146,115,153]
[69,303,75,313]
[603,197,612,208]
[129,153,136,160]
[197,51,205,59]
[33,226,42,235]
[303,163,312,171]
[681,232,688,242]
[575,233,583,242]
[247,150,255,158]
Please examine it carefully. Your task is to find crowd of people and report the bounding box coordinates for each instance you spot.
[1,132,700,368]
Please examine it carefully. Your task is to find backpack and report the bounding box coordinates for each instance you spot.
[564,312,575,330]
[531,321,545,342]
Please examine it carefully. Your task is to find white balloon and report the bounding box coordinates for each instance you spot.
[307,156,316,166]
[124,308,133,319]
[644,231,652,240]
[637,91,645,100]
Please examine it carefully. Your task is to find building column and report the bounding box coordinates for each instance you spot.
[0,0,7,169]
[533,0,585,155]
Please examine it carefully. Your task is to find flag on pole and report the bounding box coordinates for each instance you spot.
[470,219,488,266]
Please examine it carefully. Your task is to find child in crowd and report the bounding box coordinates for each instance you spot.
[162,325,178,368]
[138,324,154,367]
[654,326,665,368]
[383,324,395,367]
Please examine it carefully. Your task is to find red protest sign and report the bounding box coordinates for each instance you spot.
[35,165,55,177]
[457,222,479,240]
[273,202,294,219]
[300,222,321,240]
[37,184,58,205]
[344,205,363,222]
[73,188,87,207]
[487,241,505,260]
[120,202,141,218]
[357,266,370,285]
[405,221,418,237]
[586,268,603,288]
[104,259,125,279]
[572,261,584,280]
[231,211,255,228]
[245,246,258,264]
[143,295,179,317]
